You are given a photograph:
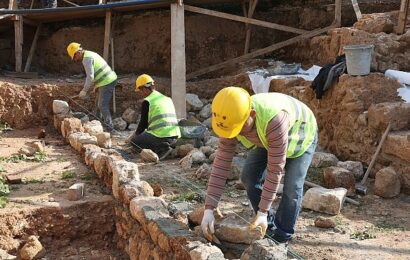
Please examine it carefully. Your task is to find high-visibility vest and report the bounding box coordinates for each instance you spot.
[236,93,317,158]
[83,50,117,88]
[144,90,181,138]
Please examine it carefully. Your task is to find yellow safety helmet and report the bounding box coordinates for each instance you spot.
[135,74,154,92]
[211,87,252,139]
[67,42,81,60]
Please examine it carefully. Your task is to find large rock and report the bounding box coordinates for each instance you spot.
[200,146,215,157]
[83,144,102,167]
[314,216,336,229]
[96,132,112,149]
[368,102,410,131]
[323,166,356,196]
[188,241,225,260]
[374,167,401,198]
[188,206,204,226]
[119,181,154,204]
[61,118,83,138]
[68,132,98,152]
[19,236,46,260]
[52,100,69,115]
[240,238,287,260]
[186,93,204,111]
[215,215,263,244]
[337,161,364,181]
[122,108,138,124]
[199,104,212,119]
[53,113,71,133]
[140,149,159,163]
[113,117,127,131]
[129,197,169,225]
[190,150,207,164]
[353,13,395,34]
[196,163,212,179]
[177,144,195,158]
[0,249,16,260]
[111,160,140,199]
[128,123,138,131]
[311,152,339,168]
[383,131,410,163]
[83,120,104,136]
[302,187,347,215]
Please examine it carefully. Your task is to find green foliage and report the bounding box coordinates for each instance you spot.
[22,177,45,184]
[170,191,204,203]
[0,152,47,163]
[0,196,8,208]
[0,122,12,132]
[0,176,10,208]
[32,151,47,162]
[61,170,76,180]
[350,229,376,240]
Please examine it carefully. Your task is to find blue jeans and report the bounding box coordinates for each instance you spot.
[241,132,318,242]
[97,80,116,128]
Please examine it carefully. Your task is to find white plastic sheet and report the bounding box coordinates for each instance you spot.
[384,69,410,103]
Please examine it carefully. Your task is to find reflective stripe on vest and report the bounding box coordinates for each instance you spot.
[83,51,117,87]
[144,90,181,138]
[236,93,317,158]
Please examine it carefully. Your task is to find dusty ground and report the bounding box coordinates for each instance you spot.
[0,127,126,259]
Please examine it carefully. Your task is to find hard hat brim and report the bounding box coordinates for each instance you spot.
[212,119,246,139]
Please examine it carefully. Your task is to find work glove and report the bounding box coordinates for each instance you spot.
[249,211,268,236]
[78,90,87,100]
[201,209,215,242]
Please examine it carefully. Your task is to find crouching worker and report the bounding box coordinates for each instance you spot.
[66,42,117,130]
[127,74,181,160]
[201,87,318,248]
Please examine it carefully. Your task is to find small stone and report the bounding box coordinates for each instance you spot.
[311,152,339,168]
[241,201,249,206]
[6,174,22,184]
[37,129,46,139]
[241,239,287,260]
[199,104,212,119]
[190,150,207,164]
[199,146,214,157]
[186,93,204,111]
[215,215,263,244]
[151,183,163,197]
[53,100,70,115]
[113,117,127,131]
[177,144,195,158]
[61,118,83,138]
[179,155,193,170]
[302,187,347,215]
[234,180,246,190]
[208,152,216,163]
[196,163,212,179]
[96,132,112,149]
[19,146,37,156]
[203,117,212,129]
[374,167,401,198]
[189,242,225,260]
[323,166,356,196]
[205,136,219,148]
[337,161,364,181]
[128,124,138,131]
[122,108,138,124]
[20,235,46,260]
[67,183,85,201]
[188,206,205,226]
[140,149,159,163]
[83,120,104,136]
[314,216,336,228]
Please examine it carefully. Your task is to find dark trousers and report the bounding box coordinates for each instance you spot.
[130,131,177,155]
[96,80,116,128]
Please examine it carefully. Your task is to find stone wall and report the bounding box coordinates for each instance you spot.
[52,103,226,259]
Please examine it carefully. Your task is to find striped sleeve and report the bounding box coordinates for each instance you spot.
[204,137,237,209]
[258,111,289,212]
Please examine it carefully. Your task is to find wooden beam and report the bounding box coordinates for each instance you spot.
[397,0,410,34]
[171,3,186,119]
[335,0,342,27]
[103,10,112,61]
[184,5,307,35]
[62,0,79,7]
[187,25,335,79]
[30,0,35,9]
[8,0,17,9]
[14,16,23,72]
[24,24,41,72]
[351,0,362,21]
[244,0,258,54]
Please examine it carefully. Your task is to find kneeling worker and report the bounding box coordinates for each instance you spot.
[201,87,318,248]
[66,42,117,130]
[128,74,181,160]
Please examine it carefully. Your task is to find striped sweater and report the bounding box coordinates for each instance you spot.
[205,111,289,212]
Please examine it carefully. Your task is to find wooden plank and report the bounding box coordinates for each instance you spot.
[397,0,410,34]
[30,0,35,9]
[14,17,23,72]
[103,10,111,61]
[244,0,258,54]
[171,3,186,119]
[335,0,342,27]
[351,0,362,21]
[8,0,17,9]
[184,5,307,35]
[24,23,41,72]
[187,25,335,79]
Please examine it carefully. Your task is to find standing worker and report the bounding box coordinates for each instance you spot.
[127,74,181,160]
[201,87,318,248]
[66,42,117,130]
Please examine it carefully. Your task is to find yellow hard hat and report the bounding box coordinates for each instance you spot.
[67,42,81,60]
[211,87,252,139]
[135,74,154,92]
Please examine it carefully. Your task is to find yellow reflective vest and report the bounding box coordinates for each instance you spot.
[236,93,317,158]
[83,51,117,88]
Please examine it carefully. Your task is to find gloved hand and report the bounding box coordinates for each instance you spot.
[249,211,268,236]
[78,90,87,100]
[201,209,215,242]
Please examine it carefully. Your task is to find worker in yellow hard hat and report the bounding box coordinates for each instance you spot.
[126,74,181,160]
[66,42,117,129]
[201,86,318,250]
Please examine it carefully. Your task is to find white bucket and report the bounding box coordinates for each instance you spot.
[343,45,373,76]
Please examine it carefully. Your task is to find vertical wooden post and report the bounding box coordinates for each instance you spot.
[171,3,186,119]
[24,24,41,72]
[14,17,23,72]
[103,10,112,61]
[244,0,258,54]
[335,0,342,27]
[397,0,410,34]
